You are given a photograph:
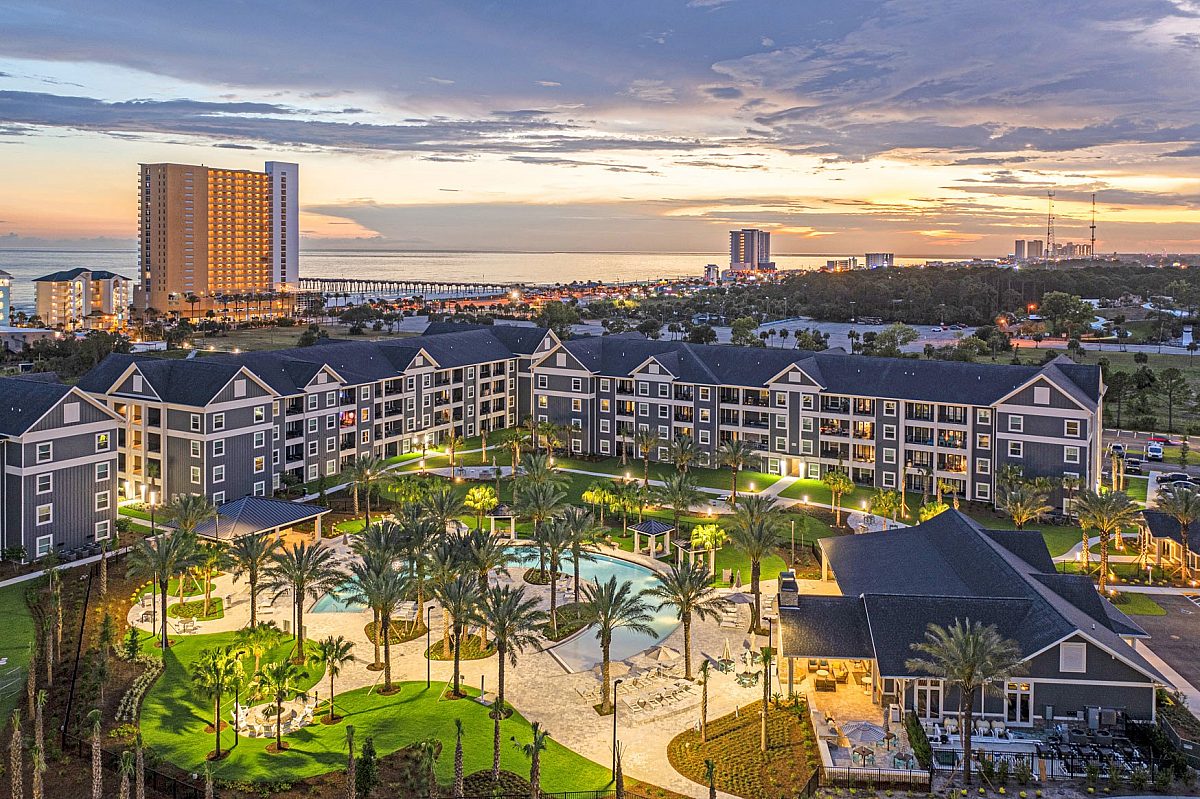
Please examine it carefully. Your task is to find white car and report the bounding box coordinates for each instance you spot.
[1146,443,1164,461]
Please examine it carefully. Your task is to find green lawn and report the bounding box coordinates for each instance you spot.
[0,583,34,720]
[1125,476,1149,503]
[555,456,780,493]
[1112,592,1166,616]
[139,630,610,788]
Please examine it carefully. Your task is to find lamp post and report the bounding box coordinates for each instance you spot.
[426,605,433,689]
[612,678,624,776]
[790,519,795,565]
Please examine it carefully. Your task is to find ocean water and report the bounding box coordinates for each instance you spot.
[0,249,935,311]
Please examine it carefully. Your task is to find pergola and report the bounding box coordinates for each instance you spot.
[193,496,330,543]
[488,503,518,540]
[631,519,673,558]
[673,537,716,575]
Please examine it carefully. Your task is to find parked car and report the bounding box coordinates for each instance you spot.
[1147,436,1183,446]
[1163,472,1191,483]
[1124,458,1142,474]
[1147,443,1164,461]
[1110,443,1127,457]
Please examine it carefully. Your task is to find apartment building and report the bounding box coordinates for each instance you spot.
[136,161,298,317]
[0,376,121,558]
[530,337,1103,508]
[78,325,556,505]
[34,267,133,330]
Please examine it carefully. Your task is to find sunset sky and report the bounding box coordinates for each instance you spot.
[2,0,1200,255]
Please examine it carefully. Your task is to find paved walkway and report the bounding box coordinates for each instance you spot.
[1134,640,1200,708]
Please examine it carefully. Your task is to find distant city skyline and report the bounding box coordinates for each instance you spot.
[2,2,1200,255]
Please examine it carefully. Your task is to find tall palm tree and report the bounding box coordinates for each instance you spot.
[581,483,613,525]
[453,718,465,799]
[656,472,703,533]
[228,532,281,627]
[443,432,465,470]
[253,659,308,753]
[400,515,440,630]
[822,468,854,527]
[89,708,102,799]
[583,577,655,714]
[515,452,568,491]
[870,488,901,529]
[514,722,552,799]
[235,621,284,674]
[1153,487,1200,579]
[162,493,217,536]
[347,455,387,527]
[558,506,599,599]
[310,635,355,722]
[191,646,242,760]
[609,481,640,537]
[999,484,1053,530]
[728,515,778,634]
[514,481,566,573]
[646,560,728,679]
[474,584,546,781]
[264,542,346,658]
[466,528,511,593]
[422,482,466,533]
[118,750,134,799]
[126,531,199,651]
[1075,490,1138,591]
[464,485,499,532]
[429,537,470,651]
[351,520,404,565]
[717,439,753,504]
[9,709,21,799]
[346,561,407,690]
[906,619,1025,785]
[667,434,699,473]
[433,575,483,697]
[194,544,228,618]
[632,429,660,486]
[536,518,573,636]
[496,425,531,472]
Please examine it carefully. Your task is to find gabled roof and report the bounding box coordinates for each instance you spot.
[778,596,874,660]
[193,496,329,541]
[34,267,131,282]
[421,321,553,355]
[0,376,73,436]
[630,519,674,535]
[76,354,256,406]
[1141,509,1200,555]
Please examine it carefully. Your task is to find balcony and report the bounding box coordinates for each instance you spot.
[743,413,771,430]
[284,445,304,462]
[285,422,303,440]
[937,434,967,449]
[340,435,356,452]
[742,391,770,407]
[938,408,968,426]
[820,445,850,460]
[853,399,876,415]
[820,422,849,437]
[852,423,875,440]
[673,387,694,402]
[674,408,695,423]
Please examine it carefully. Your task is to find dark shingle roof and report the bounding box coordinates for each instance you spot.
[778,596,874,660]
[34,267,130,282]
[76,354,249,406]
[1141,509,1200,555]
[0,376,73,436]
[194,496,328,541]
[630,519,673,535]
[422,322,551,355]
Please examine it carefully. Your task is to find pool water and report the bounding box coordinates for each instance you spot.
[310,583,364,613]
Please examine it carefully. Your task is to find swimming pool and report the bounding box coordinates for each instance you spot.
[309,546,679,670]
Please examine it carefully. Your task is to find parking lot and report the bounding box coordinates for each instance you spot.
[1129,595,1200,690]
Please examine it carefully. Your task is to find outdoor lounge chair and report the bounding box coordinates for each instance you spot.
[834,664,850,683]
[807,659,818,673]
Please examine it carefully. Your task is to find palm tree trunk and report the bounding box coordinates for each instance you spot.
[1183,526,1192,580]
[1099,531,1110,592]
[549,571,558,636]
[749,561,762,634]
[493,651,505,780]
[328,672,336,723]
[382,612,392,692]
[701,674,708,742]
[643,456,649,487]
[731,467,738,505]
[371,609,382,667]
[443,608,451,652]
[276,699,283,751]
[136,744,145,799]
[160,582,170,650]
[683,616,693,680]
[295,599,306,658]
[1081,528,1091,573]
[249,578,258,627]
[531,749,541,799]
[961,694,974,784]
[601,641,612,714]
[453,626,463,696]
[214,695,222,759]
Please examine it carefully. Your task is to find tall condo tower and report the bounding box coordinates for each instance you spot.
[1090,192,1097,259]
[1046,191,1056,260]
[729,229,774,270]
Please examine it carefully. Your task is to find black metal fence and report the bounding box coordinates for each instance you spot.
[931,745,1164,782]
[64,733,207,799]
[822,765,933,791]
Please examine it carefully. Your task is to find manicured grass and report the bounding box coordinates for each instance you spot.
[960,507,1084,558]
[167,598,225,621]
[1126,476,1149,503]
[0,583,34,720]
[135,577,204,601]
[139,631,609,788]
[555,457,780,493]
[1111,592,1166,616]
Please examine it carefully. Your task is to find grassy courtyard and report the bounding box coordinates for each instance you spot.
[0,584,34,720]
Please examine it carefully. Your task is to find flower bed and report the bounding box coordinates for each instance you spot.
[116,654,165,724]
[166,598,224,621]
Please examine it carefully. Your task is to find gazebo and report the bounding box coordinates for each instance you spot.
[488,503,518,540]
[631,519,673,557]
[672,536,716,575]
[193,496,330,543]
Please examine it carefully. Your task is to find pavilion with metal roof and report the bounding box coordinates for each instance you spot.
[193,496,330,542]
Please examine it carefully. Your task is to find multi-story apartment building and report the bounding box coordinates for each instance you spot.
[136,161,298,317]
[34,267,133,330]
[78,325,557,505]
[729,228,773,271]
[0,376,121,558]
[530,337,1103,509]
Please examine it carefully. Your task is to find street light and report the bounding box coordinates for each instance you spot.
[612,678,624,776]
[426,605,434,689]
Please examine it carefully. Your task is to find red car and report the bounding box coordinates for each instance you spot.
[1147,436,1183,446]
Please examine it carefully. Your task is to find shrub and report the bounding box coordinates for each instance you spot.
[1015,760,1031,786]
[115,654,164,724]
[1129,767,1148,791]
[905,712,933,770]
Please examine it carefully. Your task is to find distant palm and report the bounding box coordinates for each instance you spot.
[582,577,655,714]
[822,469,854,526]
[345,561,408,690]
[253,659,308,753]
[309,635,355,722]
[907,619,1025,784]
[347,455,387,526]
[162,493,217,536]
[667,434,699,473]
[999,484,1053,530]
[728,510,779,634]
[126,531,199,651]
[433,575,483,696]
[514,481,566,574]
[191,646,242,760]
[717,439,753,504]
[1153,487,1200,579]
[228,532,281,627]
[497,426,531,472]
[558,506,599,599]
[632,429,660,486]
[474,585,547,781]
[608,481,640,537]
[400,515,441,629]
[235,621,284,674]
[656,472,703,533]
[1074,490,1138,591]
[535,518,573,636]
[421,482,466,533]
[351,520,404,565]
[464,485,499,532]
[264,542,346,658]
[442,432,465,469]
[646,561,728,679]
[515,452,568,491]
[465,528,511,593]
[514,722,552,799]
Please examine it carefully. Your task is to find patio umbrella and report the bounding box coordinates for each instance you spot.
[652,645,681,663]
[843,721,887,744]
[594,661,631,679]
[721,638,732,663]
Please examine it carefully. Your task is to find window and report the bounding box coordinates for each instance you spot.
[308,464,318,480]
[556,353,567,367]
[572,398,582,412]
[254,456,265,473]
[976,483,991,501]
[326,391,337,406]
[327,414,336,430]
[1059,642,1087,673]
[308,418,318,434]
[600,419,610,433]
[882,472,897,488]
[212,439,225,457]
[326,459,337,476]
[883,448,896,464]
[801,417,814,432]
[361,386,371,401]
[1008,415,1024,433]
[802,394,814,410]
[213,413,226,431]
[537,396,548,409]
[699,409,710,423]
[360,408,370,423]
[132,375,143,393]
[36,474,52,494]
[95,520,111,541]
[234,378,247,398]
[976,433,991,449]
[63,402,80,424]
[1064,419,1081,438]
[327,437,336,452]
[658,426,668,439]
[775,436,786,450]
[537,375,548,389]
[572,378,582,392]
[658,405,669,419]
[600,399,610,413]
[254,431,266,448]
[190,440,201,458]
[775,414,786,428]
[600,378,610,392]
[190,414,201,432]
[599,440,611,454]
[95,462,110,481]
[883,401,897,415]
[361,430,370,444]
[36,504,52,526]
[36,442,52,463]
[699,430,710,444]
[308,441,319,457]
[1064,446,1080,464]
[638,382,649,396]
[976,408,992,425]
[254,481,266,497]
[638,403,649,416]
[801,440,813,455]
[976,458,991,474]
[212,464,225,483]
[36,535,52,557]
[95,432,111,452]
[1008,441,1023,458]
[658,383,668,398]
[213,491,225,506]
[272,449,280,465]
[190,466,201,485]
[307,394,318,410]
[776,392,786,407]
[254,406,266,423]
[882,424,896,439]
[657,446,668,459]
[699,387,711,401]
[95,491,110,511]
[1033,386,1051,405]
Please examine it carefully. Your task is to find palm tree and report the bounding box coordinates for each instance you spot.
[704,758,717,799]
[667,434,699,473]
[690,523,727,577]
[453,718,465,799]
[118,750,134,799]
[906,619,1025,784]
[698,660,711,742]
[630,429,660,486]
[126,531,199,651]
[162,493,217,535]
[608,481,640,536]
[514,481,566,572]
[656,472,703,533]
[236,621,284,674]
[443,432,465,470]
[264,542,346,659]
[583,577,655,714]
[717,439,753,504]
[759,647,775,751]
[822,468,855,526]
[422,482,466,533]
[9,709,21,799]
[191,646,242,759]
[347,455,387,527]
[558,506,599,599]
[474,584,546,781]
[514,722,552,799]
[253,659,308,753]
[496,425,531,472]
[344,725,357,799]
[1075,490,1138,591]
[385,471,426,508]
[228,532,281,627]
[429,537,470,651]
[400,515,440,630]
[536,518,573,636]
[351,520,404,565]
[515,452,568,491]
[346,561,407,690]
[90,708,102,799]
[1153,487,1200,580]
[999,484,1053,530]
[433,575,483,696]
[465,528,511,594]
[870,488,901,529]
[581,483,613,525]
[729,506,780,634]
[464,485,499,532]
[310,635,355,722]
[646,561,728,679]
[194,545,228,618]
